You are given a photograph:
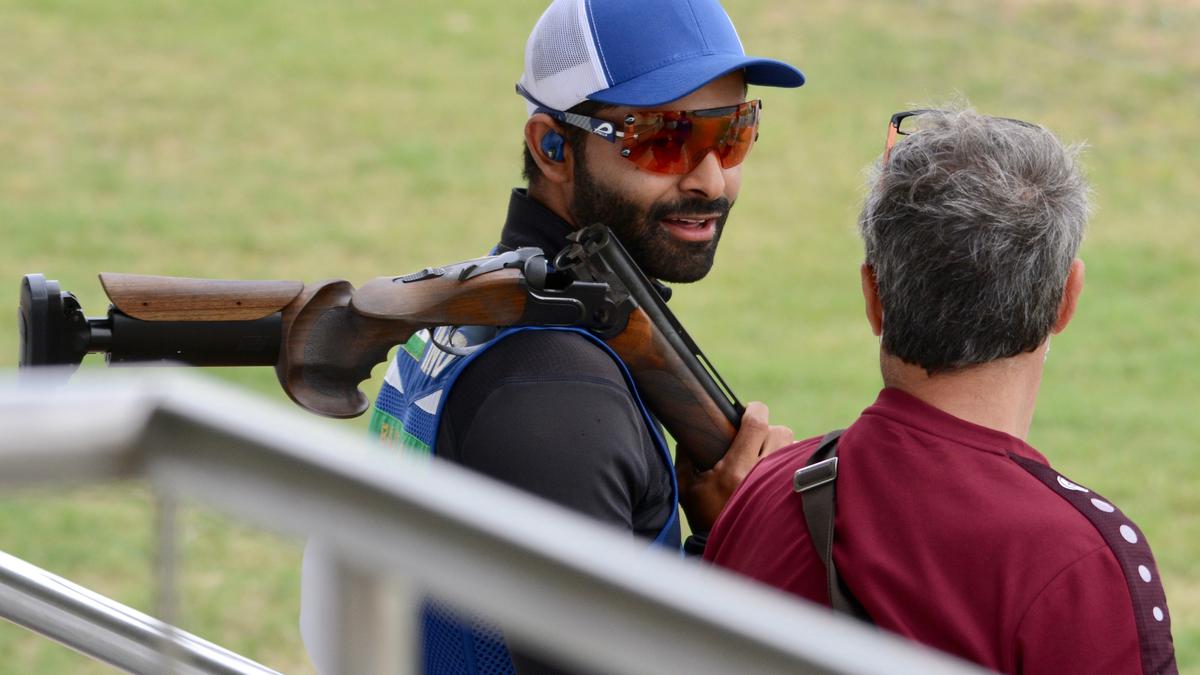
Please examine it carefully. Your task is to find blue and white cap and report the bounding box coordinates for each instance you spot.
[518,0,805,115]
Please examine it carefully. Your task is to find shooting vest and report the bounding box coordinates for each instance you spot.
[370,324,679,675]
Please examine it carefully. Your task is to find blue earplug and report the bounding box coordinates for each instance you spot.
[541,130,565,162]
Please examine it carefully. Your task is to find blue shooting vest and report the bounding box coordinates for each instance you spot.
[369,323,680,675]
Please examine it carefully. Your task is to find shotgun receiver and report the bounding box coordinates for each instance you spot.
[18,225,744,469]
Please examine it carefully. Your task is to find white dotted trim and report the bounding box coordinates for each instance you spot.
[1120,524,1138,544]
[1153,607,1164,622]
[1057,475,1089,492]
[1090,498,1115,513]
[1139,565,1153,583]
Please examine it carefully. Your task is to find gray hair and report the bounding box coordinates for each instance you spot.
[859,108,1090,374]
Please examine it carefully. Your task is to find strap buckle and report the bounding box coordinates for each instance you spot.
[793,457,838,493]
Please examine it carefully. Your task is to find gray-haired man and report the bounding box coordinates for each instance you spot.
[705,108,1177,674]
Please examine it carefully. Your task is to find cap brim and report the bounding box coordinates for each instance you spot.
[587,54,805,108]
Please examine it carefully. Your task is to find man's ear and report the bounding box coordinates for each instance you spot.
[861,263,883,337]
[1051,258,1086,334]
[524,114,573,185]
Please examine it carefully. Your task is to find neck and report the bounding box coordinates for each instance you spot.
[528,182,576,228]
[879,343,1049,440]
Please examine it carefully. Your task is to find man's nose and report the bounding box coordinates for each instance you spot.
[677,151,727,200]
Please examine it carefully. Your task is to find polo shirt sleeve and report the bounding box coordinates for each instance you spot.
[1013,545,1142,674]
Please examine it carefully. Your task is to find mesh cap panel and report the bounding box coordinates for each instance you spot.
[519,0,608,114]
[530,0,592,80]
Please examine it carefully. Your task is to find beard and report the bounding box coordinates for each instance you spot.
[568,156,731,283]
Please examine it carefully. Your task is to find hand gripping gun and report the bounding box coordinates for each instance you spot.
[18,225,744,470]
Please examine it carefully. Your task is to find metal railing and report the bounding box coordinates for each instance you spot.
[0,371,988,674]
[0,550,279,675]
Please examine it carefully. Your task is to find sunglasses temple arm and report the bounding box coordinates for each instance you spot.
[515,83,622,144]
[540,110,620,144]
[883,122,900,165]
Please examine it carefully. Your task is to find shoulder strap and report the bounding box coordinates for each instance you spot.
[793,430,872,622]
[1007,453,1176,674]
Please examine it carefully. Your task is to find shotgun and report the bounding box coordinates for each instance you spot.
[18,225,744,470]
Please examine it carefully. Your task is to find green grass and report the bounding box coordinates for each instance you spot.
[1,0,1197,671]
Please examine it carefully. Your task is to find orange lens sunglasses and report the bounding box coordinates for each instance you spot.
[521,85,762,175]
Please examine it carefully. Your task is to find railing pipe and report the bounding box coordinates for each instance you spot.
[0,550,279,675]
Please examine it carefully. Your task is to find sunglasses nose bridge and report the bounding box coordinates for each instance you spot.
[677,149,729,199]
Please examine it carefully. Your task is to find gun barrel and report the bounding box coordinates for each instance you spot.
[589,229,744,429]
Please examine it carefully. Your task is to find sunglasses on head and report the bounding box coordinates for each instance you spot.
[883,109,1039,166]
[518,85,762,175]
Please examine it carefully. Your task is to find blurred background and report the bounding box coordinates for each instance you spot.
[1,0,1197,671]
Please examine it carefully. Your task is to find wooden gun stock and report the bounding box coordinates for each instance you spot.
[100,274,304,321]
[279,270,529,417]
[605,308,738,469]
[87,269,532,418]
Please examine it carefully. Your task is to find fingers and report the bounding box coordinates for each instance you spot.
[741,401,770,431]
[677,402,787,533]
[723,401,771,473]
[741,402,795,457]
[761,424,795,457]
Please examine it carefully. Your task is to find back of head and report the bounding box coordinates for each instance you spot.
[859,108,1090,375]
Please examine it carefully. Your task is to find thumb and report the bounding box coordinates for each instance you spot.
[720,401,770,474]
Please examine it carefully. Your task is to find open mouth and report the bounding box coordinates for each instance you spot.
[660,215,719,242]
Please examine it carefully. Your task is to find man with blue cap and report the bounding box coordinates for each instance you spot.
[304,1,804,672]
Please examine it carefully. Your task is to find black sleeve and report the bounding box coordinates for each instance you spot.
[436,331,676,675]
[437,330,667,535]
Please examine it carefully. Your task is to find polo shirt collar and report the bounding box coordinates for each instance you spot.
[865,387,1050,465]
[498,188,576,256]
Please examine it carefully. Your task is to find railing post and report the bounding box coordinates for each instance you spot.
[301,541,418,674]
[154,490,184,674]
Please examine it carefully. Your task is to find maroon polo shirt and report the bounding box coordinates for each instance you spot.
[706,388,1176,674]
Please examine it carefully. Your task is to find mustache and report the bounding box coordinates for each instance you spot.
[647,196,732,222]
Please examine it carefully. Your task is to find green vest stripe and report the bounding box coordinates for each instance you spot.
[369,407,432,454]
